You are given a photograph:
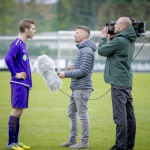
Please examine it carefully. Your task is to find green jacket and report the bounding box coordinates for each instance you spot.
[98,26,137,87]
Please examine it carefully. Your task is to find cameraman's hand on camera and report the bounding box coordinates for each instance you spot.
[101,27,108,38]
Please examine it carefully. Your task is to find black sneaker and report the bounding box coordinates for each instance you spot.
[109,145,125,150]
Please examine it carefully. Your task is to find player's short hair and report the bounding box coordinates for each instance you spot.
[19,19,35,33]
[76,26,90,38]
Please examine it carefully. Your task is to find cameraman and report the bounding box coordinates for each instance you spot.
[98,17,136,150]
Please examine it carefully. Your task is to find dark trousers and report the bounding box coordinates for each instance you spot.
[111,85,136,149]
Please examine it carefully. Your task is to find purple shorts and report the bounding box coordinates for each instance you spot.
[11,83,29,109]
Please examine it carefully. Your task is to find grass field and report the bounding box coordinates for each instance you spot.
[0,72,150,150]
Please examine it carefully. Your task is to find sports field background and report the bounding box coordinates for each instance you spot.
[0,72,150,150]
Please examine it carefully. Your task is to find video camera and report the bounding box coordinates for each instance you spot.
[102,18,146,37]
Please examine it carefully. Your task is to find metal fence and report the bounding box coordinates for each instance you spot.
[0,31,150,72]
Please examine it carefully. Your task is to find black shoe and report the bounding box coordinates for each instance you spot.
[109,145,125,150]
[126,148,133,150]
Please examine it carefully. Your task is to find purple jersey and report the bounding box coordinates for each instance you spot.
[5,38,32,89]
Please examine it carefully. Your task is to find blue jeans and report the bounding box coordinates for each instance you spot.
[68,89,92,144]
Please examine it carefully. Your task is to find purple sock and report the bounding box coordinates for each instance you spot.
[8,116,18,145]
[15,117,20,143]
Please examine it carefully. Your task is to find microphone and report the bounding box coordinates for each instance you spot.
[36,55,62,92]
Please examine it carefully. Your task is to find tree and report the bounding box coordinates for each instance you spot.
[0,0,16,35]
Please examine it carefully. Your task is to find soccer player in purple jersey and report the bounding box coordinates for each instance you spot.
[5,19,36,150]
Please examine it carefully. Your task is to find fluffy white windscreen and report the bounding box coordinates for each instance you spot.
[36,55,62,92]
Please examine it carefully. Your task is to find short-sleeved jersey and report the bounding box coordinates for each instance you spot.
[5,38,32,89]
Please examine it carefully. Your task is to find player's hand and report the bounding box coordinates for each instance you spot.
[101,27,108,38]
[58,72,66,78]
[15,72,27,80]
[67,65,74,70]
